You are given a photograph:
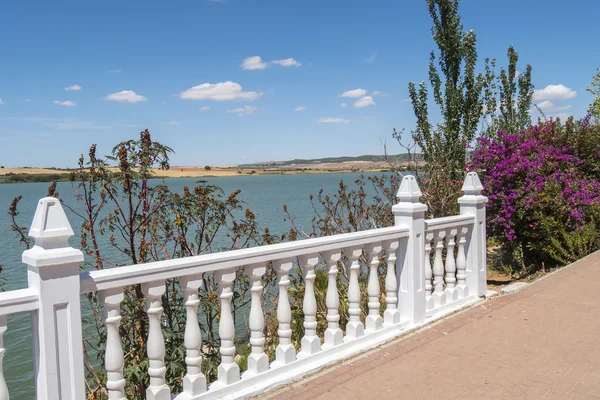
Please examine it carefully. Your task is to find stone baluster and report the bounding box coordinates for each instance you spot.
[142,281,170,400]
[344,247,365,341]
[432,230,446,307]
[424,232,434,310]
[456,226,469,298]
[0,316,8,400]
[272,260,296,368]
[179,274,207,396]
[100,288,126,400]
[365,244,383,333]
[211,269,240,389]
[383,240,401,326]
[445,228,458,301]
[297,255,321,358]
[243,264,268,378]
[322,251,343,350]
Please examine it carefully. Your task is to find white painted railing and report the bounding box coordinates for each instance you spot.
[0,172,487,399]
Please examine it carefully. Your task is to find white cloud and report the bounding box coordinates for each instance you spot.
[0,98,4,105]
[550,113,573,120]
[371,90,388,96]
[365,52,377,64]
[536,101,572,112]
[105,90,147,103]
[319,117,352,124]
[226,105,257,116]
[53,100,77,107]
[24,99,31,103]
[272,58,302,67]
[199,106,211,111]
[354,96,376,108]
[65,85,81,91]
[401,98,412,103]
[168,121,179,125]
[340,103,348,108]
[340,88,368,98]
[515,70,521,78]
[241,56,269,70]
[533,84,576,101]
[180,81,262,101]
[295,106,306,111]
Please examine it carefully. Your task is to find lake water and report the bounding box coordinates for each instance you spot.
[0,172,385,397]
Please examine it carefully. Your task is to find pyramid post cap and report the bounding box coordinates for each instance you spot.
[461,172,483,195]
[396,174,422,202]
[28,197,74,248]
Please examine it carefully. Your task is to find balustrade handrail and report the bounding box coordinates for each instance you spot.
[0,288,39,316]
[424,214,475,232]
[79,224,411,294]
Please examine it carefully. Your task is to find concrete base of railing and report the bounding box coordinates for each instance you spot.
[180,294,485,400]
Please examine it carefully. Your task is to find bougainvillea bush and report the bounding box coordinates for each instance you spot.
[470,118,600,273]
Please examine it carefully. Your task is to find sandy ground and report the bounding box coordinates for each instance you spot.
[0,161,398,178]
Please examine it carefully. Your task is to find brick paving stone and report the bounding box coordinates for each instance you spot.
[262,252,600,400]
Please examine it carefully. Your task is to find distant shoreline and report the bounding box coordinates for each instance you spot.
[0,165,398,184]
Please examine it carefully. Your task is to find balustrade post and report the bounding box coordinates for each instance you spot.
[322,251,343,350]
[100,288,126,400]
[392,175,427,325]
[344,247,365,341]
[211,269,240,388]
[424,232,434,310]
[458,172,488,297]
[445,228,458,302]
[297,255,321,359]
[243,263,268,378]
[179,274,207,396]
[383,240,401,326]
[0,316,7,400]
[456,227,469,299]
[142,281,170,400]
[272,260,296,368]
[22,197,85,400]
[432,230,446,307]
[365,244,383,333]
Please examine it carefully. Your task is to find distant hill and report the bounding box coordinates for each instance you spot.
[238,153,417,168]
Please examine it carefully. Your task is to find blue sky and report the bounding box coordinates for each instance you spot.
[0,0,598,168]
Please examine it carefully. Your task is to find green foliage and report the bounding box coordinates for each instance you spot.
[587,66,600,120]
[481,46,534,139]
[545,218,600,265]
[408,0,485,178]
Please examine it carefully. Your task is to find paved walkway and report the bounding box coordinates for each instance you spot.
[265,252,600,400]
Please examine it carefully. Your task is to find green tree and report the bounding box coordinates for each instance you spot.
[481,45,534,138]
[587,66,600,121]
[408,0,485,179]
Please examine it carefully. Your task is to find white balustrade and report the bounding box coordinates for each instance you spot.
[100,288,126,400]
[456,227,469,298]
[365,244,383,333]
[297,255,321,359]
[142,280,170,400]
[0,316,7,400]
[272,260,296,368]
[383,240,401,326]
[445,228,458,301]
[243,263,268,378]
[212,269,240,389]
[424,232,434,310]
[179,274,207,396]
[344,247,365,341]
[432,230,446,307]
[322,251,343,350]
[0,172,487,400]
